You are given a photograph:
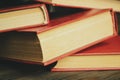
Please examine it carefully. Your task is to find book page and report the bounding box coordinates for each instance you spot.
[38,11,114,62]
[0,7,45,31]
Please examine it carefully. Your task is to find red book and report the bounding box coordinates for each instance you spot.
[0,4,49,33]
[52,36,120,71]
[0,9,117,66]
[36,0,120,12]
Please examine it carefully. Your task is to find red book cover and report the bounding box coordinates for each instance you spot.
[0,9,117,66]
[0,4,49,33]
[36,0,120,12]
[52,36,120,71]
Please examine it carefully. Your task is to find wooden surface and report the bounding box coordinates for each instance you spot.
[0,60,120,80]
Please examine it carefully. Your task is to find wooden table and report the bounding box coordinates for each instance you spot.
[0,60,120,80]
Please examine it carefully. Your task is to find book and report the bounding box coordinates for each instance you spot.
[0,3,49,33]
[36,0,120,12]
[52,36,120,71]
[0,9,117,66]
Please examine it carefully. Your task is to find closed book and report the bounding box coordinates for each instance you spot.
[36,0,120,12]
[52,36,120,71]
[0,9,117,66]
[0,4,49,33]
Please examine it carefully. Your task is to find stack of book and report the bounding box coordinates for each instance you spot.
[0,0,120,71]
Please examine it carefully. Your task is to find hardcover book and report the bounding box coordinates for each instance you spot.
[52,36,120,71]
[0,9,117,66]
[0,4,49,32]
[36,0,120,12]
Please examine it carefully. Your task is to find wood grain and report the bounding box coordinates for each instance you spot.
[0,60,120,80]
